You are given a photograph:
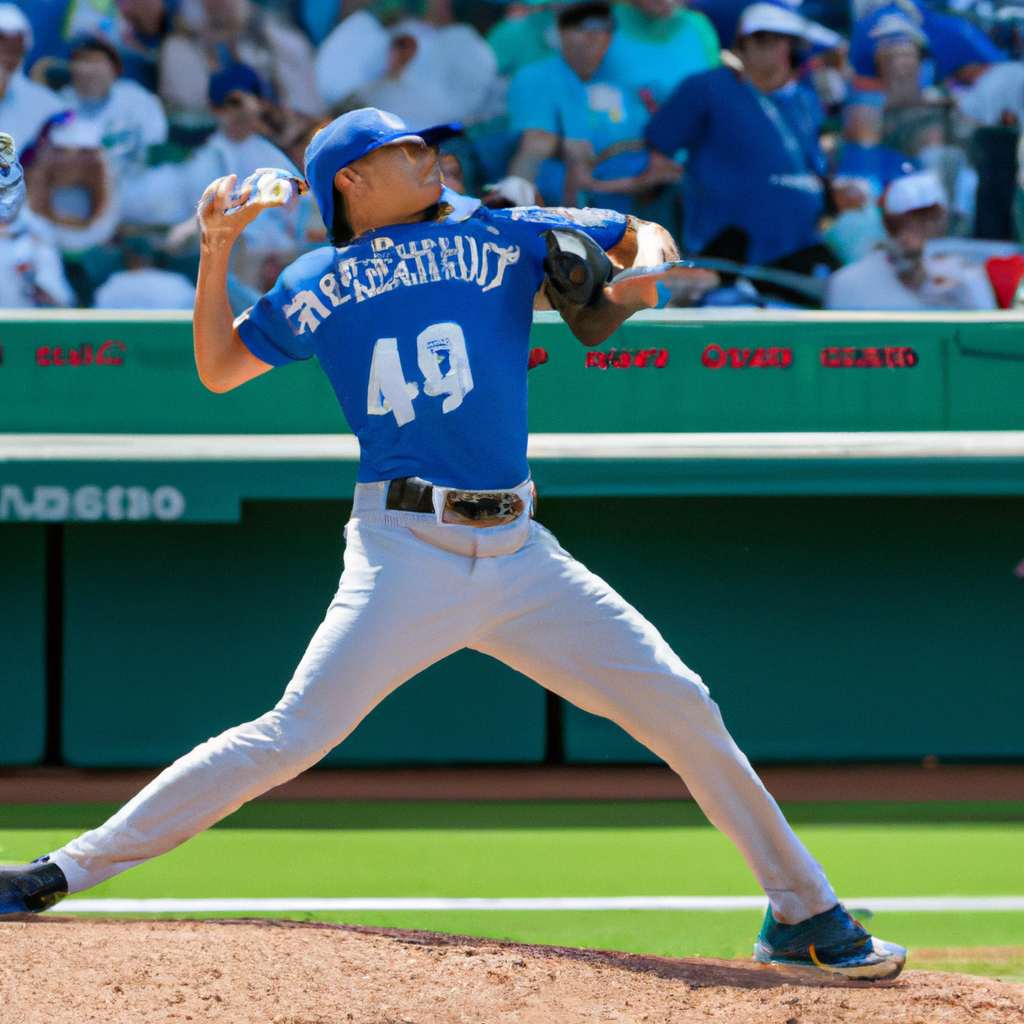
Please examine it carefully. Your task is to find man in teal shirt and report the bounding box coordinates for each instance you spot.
[505,0,711,212]
[606,0,720,109]
[489,0,719,85]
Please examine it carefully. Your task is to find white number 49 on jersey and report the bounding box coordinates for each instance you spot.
[367,322,474,426]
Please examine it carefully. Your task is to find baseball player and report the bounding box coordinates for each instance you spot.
[1,108,904,980]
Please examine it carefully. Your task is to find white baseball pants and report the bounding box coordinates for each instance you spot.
[52,484,837,924]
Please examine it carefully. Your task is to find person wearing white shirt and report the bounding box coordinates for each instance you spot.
[0,206,76,307]
[953,61,1024,127]
[826,171,996,311]
[60,37,168,179]
[354,18,501,130]
[93,238,196,310]
[314,10,390,110]
[0,4,68,150]
[121,64,299,226]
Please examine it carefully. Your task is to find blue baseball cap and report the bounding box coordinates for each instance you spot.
[209,63,264,108]
[304,108,460,243]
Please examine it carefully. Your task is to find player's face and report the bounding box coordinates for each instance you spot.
[334,140,444,234]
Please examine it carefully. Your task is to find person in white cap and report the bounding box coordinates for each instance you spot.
[825,169,996,309]
[59,36,168,181]
[642,2,844,271]
[0,4,68,150]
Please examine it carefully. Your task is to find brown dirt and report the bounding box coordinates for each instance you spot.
[2,762,1023,804]
[0,918,1022,1024]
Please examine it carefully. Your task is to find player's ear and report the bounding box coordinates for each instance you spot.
[333,166,360,200]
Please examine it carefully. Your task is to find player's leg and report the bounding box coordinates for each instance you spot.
[472,523,904,979]
[28,518,485,901]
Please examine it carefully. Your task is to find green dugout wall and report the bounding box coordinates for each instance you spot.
[1,310,1023,767]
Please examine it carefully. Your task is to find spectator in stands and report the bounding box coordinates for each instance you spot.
[0,5,68,150]
[605,0,721,111]
[354,16,500,129]
[24,116,121,254]
[854,10,977,234]
[315,7,390,110]
[952,60,1024,127]
[836,90,913,198]
[826,170,996,309]
[849,0,1005,89]
[643,2,840,270]
[504,2,654,210]
[60,37,168,179]
[824,89,913,264]
[486,1,558,79]
[93,235,196,309]
[159,0,322,122]
[0,201,76,306]
[59,0,176,91]
[122,63,299,226]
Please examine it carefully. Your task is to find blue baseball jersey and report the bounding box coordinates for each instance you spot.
[236,196,626,490]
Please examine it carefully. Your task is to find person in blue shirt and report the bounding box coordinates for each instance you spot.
[0,105,907,985]
[505,2,655,212]
[849,0,1005,83]
[643,1,839,269]
[836,90,915,198]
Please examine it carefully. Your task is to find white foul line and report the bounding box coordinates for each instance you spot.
[51,896,1024,914]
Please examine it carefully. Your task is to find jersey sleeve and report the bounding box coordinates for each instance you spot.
[485,205,628,264]
[234,253,330,366]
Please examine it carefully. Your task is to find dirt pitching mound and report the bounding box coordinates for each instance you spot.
[1,917,1022,1023]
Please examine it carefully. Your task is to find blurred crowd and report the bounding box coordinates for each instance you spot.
[3,0,1024,311]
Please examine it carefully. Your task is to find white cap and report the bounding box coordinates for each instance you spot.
[737,3,842,48]
[0,4,31,50]
[883,171,947,215]
[869,12,928,48]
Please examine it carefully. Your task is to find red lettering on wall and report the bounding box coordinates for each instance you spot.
[37,341,122,367]
[585,347,669,369]
[703,344,792,368]
[96,340,125,365]
[819,346,918,368]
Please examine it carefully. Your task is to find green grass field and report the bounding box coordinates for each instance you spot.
[1,800,1022,977]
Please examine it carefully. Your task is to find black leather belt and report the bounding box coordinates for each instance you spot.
[386,476,527,526]
[386,476,435,514]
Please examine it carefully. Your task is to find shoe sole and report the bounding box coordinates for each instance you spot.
[755,955,905,981]
[754,939,906,982]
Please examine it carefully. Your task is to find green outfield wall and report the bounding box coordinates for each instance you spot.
[1,310,1023,768]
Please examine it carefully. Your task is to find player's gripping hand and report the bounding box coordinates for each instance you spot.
[197,169,305,250]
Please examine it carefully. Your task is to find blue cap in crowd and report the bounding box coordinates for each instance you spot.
[208,63,264,108]
[305,108,460,242]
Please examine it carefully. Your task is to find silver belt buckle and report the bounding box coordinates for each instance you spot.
[442,489,525,528]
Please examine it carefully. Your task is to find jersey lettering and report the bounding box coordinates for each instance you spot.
[367,337,419,426]
[284,290,331,334]
[319,272,350,307]
[417,322,474,413]
[366,322,475,424]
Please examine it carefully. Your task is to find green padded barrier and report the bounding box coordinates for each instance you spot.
[540,495,1024,763]
[2,311,1024,435]
[61,501,545,767]
[0,524,47,763]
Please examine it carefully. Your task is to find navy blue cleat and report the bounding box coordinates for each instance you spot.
[754,904,906,981]
[0,859,68,914]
